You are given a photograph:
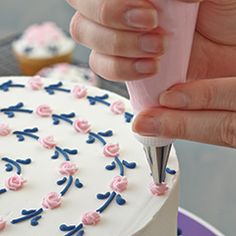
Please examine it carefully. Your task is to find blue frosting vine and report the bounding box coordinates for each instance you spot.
[45,82,71,95]
[0,102,33,118]
[12,127,78,161]
[52,112,75,125]
[0,80,25,92]
[11,208,44,226]
[87,93,134,123]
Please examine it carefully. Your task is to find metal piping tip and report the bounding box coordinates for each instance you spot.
[144,144,172,184]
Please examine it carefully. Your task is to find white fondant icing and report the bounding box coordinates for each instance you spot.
[0,76,179,236]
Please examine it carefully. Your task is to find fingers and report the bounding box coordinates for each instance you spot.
[132,108,236,148]
[159,78,236,111]
[67,0,159,31]
[89,51,159,81]
[70,12,167,58]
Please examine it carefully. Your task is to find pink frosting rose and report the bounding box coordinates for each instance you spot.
[28,76,43,90]
[24,22,64,45]
[110,175,128,193]
[103,143,120,157]
[0,123,11,136]
[72,85,87,98]
[39,136,56,149]
[73,119,91,134]
[82,211,101,225]
[42,192,62,209]
[149,182,169,196]
[36,104,52,117]
[110,100,125,115]
[59,161,78,176]
[0,217,6,231]
[5,174,26,191]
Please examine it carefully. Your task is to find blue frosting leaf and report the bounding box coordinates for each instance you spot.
[51,150,59,160]
[57,177,67,186]
[116,194,126,205]
[75,178,83,188]
[60,224,76,232]
[31,215,42,226]
[86,135,95,144]
[98,130,113,137]
[97,192,110,200]
[5,163,13,172]
[122,160,136,169]
[105,161,116,171]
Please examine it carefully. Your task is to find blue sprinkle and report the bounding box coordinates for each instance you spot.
[57,177,67,186]
[77,230,84,236]
[5,163,13,172]
[86,135,95,144]
[51,151,59,160]
[0,189,7,194]
[116,194,126,205]
[166,168,176,175]
[60,176,73,196]
[24,128,38,133]
[105,161,116,171]
[16,134,24,142]
[98,130,113,137]
[31,215,42,226]
[97,192,110,200]
[22,209,37,215]
[60,224,76,232]
[75,178,83,188]
[64,224,83,236]
[124,112,134,123]
[122,160,136,169]
[16,158,31,165]
[64,149,78,155]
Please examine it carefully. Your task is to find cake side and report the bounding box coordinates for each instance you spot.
[0,76,179,236]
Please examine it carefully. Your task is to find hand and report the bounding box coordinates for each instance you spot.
[67,0,236,148]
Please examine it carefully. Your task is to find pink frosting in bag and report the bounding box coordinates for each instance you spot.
[149,182,169,196]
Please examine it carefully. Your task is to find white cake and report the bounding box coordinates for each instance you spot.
[0,76,179,236]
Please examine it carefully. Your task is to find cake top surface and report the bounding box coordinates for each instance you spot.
[0,76,179,236]
[12,22,75,59]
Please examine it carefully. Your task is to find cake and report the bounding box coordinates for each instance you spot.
[12,22,75,75]
[0,76,179,235]
[37,63,99,86]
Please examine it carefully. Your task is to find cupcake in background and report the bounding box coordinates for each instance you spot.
[12,22,75,75]
[37,63,99,86]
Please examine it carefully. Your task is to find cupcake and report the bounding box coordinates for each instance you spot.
[37,63,99,86]
[12,22,75,75]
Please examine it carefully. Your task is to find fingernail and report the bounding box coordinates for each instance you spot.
[134,59,158,74]
[140,34,167,54]
[159,91,188,108]
[133,115,161,136]
[124,8,158,29]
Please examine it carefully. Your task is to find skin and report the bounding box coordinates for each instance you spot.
[67,0,236,148]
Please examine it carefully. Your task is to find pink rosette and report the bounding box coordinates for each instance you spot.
[110,175,128,193]
[0,123,11,136]
[28,76,43,90]
[0,217,6,231]
[59,161,78,176]
[42,192,62,209]
[110,100,125,115]
[5,174,26,191]
[73,119,91,134]
[72,85,87,98]
[39,136,56,149]
[24,22,63,45]
[82,211,101,225]
[36,104,52,117]
[103,143,120,157]
[149,182,169,196]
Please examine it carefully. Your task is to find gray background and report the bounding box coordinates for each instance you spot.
[0,1,235,235]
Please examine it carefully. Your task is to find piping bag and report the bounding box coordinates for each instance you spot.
[126,0,199,184]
